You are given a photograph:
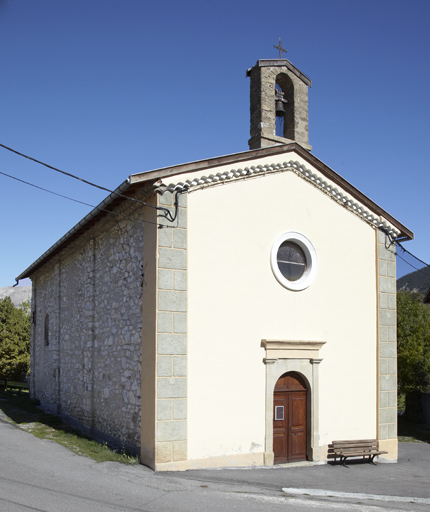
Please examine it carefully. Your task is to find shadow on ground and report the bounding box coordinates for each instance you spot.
[398,415,430,444]
[0,388,63,428]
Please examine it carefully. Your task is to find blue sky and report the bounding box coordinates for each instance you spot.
[0,0,429,287]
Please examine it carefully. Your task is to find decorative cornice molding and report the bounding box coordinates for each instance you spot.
[261,339,326,361]
[263,358,277,365]
[155,160,401,237]
[261,340,326,351]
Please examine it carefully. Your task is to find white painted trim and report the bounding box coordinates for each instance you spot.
[270,231,318,291]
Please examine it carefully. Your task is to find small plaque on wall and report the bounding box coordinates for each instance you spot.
[275,406,284,421]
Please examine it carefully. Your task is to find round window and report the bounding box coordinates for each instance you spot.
[271,232,318,291]
[277,241,307,281]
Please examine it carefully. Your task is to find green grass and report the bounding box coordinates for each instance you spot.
[0,389,139,464]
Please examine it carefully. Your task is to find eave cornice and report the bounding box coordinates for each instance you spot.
[156,157,409,239]
[132,144,412,240]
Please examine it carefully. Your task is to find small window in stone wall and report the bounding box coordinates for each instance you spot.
[44,313,49,346]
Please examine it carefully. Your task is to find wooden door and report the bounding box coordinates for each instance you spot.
[273,373,307,463]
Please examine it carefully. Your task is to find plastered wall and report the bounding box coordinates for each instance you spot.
[185,163,378,462]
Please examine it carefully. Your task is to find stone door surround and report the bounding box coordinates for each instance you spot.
[261,339,325,465]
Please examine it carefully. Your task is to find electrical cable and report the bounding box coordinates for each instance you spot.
[382,230,429,276]
[1,170,103,209]
[396,241,430,268]
[0,170,164,228]
[0,142,174,220]
[395,250,426,273]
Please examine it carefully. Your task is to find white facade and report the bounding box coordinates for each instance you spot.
[186,163,378,463]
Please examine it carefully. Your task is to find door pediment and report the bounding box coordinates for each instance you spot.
[262,339,326,360]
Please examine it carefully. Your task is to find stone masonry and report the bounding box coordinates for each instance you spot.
[377,230,397,444]
[155,190,188,465]
[247,60,311,150]
[30,194,146,453]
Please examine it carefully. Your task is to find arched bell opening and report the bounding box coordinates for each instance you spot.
[275,73,294,140]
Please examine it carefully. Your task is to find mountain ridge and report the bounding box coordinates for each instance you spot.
[397,266,430,296]
[0,286,32,306]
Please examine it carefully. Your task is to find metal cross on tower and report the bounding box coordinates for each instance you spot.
[273,38,287,59]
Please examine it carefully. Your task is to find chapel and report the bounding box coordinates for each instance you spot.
[17,49,412,470]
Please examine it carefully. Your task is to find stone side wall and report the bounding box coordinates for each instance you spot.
[30,261,61,406]
[30,196,145,451]
[155,190,188,466]
[377,230,398,453]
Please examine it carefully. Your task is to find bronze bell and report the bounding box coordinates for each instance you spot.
[275,99,286,117]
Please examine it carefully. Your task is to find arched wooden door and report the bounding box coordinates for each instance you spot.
[273,372,307,463]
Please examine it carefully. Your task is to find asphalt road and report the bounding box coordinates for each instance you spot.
[1,418,429,512]
[162,441,430,499]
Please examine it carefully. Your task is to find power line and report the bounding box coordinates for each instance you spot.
[0,142,174,220]
[397,241,430,268]
[0,170,101,209]
[396,241,430,291]
[396,250,426,273]
[0,170,162,227]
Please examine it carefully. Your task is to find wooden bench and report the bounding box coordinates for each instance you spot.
[0,380,29,394]
[332,439,388,466]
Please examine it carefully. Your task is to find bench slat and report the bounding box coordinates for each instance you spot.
[336,450,386,456]
[332,439,379,444]
[330,439,388,466]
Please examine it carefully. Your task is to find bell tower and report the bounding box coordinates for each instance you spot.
[246,41,312,150]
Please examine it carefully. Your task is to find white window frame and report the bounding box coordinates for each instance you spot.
[271,231,318,291]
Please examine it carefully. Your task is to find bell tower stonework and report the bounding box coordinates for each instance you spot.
[247,59,312,151]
